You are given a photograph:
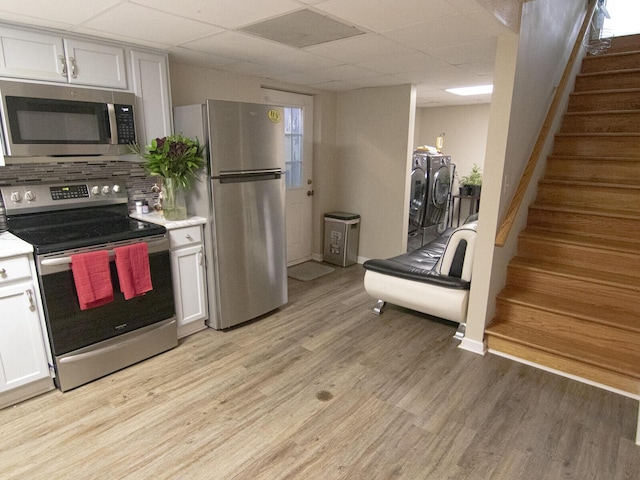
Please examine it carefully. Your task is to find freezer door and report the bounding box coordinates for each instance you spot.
[206,100,284,176]
[212,175,287,328]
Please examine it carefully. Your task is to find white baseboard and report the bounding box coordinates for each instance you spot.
[458,337,486,355]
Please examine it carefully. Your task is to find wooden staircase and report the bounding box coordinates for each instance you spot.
[485,34,640,396]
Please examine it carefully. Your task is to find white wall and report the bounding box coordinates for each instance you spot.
[335,84,416,260]
[416,104,491,193]
[461,0,588,352]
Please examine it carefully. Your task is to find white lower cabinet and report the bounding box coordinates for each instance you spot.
[0,253,53,408]
[169,226,207,338]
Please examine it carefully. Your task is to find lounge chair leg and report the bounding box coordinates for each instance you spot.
[372,300,386,315]
[453,323,466,340]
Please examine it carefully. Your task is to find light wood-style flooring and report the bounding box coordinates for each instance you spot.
[1,265,638,479]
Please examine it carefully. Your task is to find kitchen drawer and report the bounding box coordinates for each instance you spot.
[0,255,32,284]
[169,226,202,249]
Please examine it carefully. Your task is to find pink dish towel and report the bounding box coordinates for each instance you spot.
[115,242,153,300]
[71,250,114,310]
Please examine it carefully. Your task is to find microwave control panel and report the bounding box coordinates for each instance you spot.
[115,104,136,144]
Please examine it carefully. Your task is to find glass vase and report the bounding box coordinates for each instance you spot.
[163,177,187,220]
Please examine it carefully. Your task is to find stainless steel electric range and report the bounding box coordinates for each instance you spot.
[1,180,177,392]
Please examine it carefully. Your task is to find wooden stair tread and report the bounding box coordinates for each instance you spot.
[485,321,640,379]
[520,228,640,255]
[509,257,640,293]
[555,132,640,138]
[564,109,640,116]
[570,87,640,96]
[496,286,640,332]
[585,50,640,60]
[546,154,640,163]
[538,178,640,189]
[530,203,640,220]
[577,67,640,77]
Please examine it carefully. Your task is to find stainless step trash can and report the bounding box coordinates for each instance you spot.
[323,212,360,267]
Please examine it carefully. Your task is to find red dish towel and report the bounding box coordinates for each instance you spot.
[71,250,114,311]
[115,242,153,300]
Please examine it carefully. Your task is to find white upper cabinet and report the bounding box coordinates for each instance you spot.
[0,25,127,89]
[63,38,127,89]
[130,49,172,145]
[0,26,66,82]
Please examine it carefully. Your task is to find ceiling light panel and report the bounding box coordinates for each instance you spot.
[446,84,494,96]
[239,9,366,48]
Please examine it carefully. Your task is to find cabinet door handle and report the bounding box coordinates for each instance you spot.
[58,55,67,77]
[69,56,78,78]
[0,268,6,275]
[26,289,35,310]
[185,234,192,240]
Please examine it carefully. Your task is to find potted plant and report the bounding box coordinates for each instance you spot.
[131,134,205,220]
[458,163,482,197]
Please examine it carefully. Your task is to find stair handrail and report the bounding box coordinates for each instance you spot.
[495,0,598,247]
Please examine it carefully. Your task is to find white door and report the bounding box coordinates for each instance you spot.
[264,89,314,266]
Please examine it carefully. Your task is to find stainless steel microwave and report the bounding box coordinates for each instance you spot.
[0,79,136,157]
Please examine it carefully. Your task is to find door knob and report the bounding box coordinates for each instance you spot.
[307,190,314,196]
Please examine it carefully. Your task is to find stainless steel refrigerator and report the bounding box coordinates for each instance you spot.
[174,100,287,329]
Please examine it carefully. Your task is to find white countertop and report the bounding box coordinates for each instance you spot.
[130,212,206,230]
[0,231,34,258]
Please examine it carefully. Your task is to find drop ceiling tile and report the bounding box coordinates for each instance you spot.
[0,0,120,26]
[169,48,238,69]
[181,31,296,61]
[395,65,461,84]
[310,64,382,81]
[72,26,173,50]
[385,13,498,53]
[309,79,360,91]
[222,61,290,78]
[0,11,73,31]
[357,52,449,75]
[431,37,497,65]
[315,0,457,32]
[131,0,302,29]
[444,0,484,14]
[253,50,341,71]
[266,70,335,85]
[79,3,221,46]
[348,75,410,88]
[305,33,415,63]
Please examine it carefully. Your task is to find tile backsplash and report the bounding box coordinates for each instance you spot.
[0,160,159,211]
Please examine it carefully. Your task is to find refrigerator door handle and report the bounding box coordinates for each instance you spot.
[219,170,282,183]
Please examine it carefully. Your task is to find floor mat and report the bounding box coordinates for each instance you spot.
[288,261,335,282]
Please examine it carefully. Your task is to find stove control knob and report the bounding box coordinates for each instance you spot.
[91,185,100,195]
[10,191,21,202]
[112,184,121,193]
[24,190,36,202]
[102,185,110,194]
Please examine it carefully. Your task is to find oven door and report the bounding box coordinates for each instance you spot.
[36,235,176,391]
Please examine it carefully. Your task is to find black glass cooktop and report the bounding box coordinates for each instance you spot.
[7,205,166,254]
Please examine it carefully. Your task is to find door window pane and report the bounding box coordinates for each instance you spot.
[284,107,303,189]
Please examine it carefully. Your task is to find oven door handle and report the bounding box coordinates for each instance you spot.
[40,238,167,266]
[41,251,115,266]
